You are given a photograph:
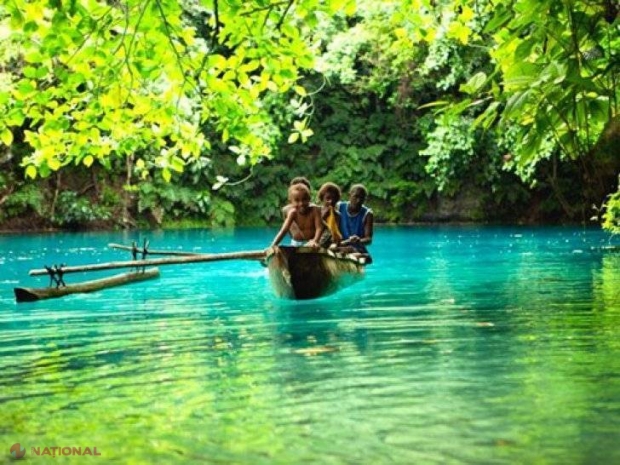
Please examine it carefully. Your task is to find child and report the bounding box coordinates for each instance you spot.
[271,183,323,247]
[337,184,374,259]
[282,176,314,218]
[317,182,343,248]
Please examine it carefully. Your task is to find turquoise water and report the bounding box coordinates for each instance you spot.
[1,226,620,464]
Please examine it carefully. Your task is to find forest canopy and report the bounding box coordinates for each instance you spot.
[0,0,618,232]
[0,0,347,178]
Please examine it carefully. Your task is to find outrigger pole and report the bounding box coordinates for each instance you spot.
[29,250,267,276]
[108,243,204,256]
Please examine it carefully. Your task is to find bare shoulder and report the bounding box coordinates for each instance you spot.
[287,208,298,220]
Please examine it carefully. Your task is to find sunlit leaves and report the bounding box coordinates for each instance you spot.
[326,0,356,16]
[3,0,200,178]
[394,0,618,228]
[288,119,313,143]
[212,175,229,191]
[1,0,352,180]
[459,5,475,22]
[446,21,471,44]
[489,0,618,173]
[460,72,487,95]
[420,114,476,192]
[228,145,250,166]
[0,127,13,146]
[602,187,620,234]
[24,165,37,179]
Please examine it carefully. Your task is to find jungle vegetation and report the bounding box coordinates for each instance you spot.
[0,0,618,232]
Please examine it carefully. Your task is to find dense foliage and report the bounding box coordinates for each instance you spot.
[0,0,618,232]
[0,0,355,188]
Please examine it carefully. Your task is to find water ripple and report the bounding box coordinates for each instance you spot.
[1,227,620,463]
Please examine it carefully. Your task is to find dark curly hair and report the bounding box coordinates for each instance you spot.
[318,182,342,203]
[289,176,312,191]
[349,184,368,198]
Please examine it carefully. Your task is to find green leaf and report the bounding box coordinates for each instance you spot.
[504,90,534,118]
[483,5,513,33]
[170,156,185,173]
[416,100,450,110]
[7,108,26,127]
[15,80,37,99]
[503,63,540,90]
[10,7,25,27]
[23,66,38,78]
[213,175,229,190]
[25,165,38,179]
[288,132,300,143]
[460,72,487,95]
[514,39,536,61]
[473,102,500,130]
[24,50,44,64]
[445,98,472,117]
[24,21,39,33]
[0,128,13,146]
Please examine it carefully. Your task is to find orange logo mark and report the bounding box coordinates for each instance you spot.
[10,443,26,459]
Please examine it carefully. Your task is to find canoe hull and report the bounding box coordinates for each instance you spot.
[14,268,160,303]
[266,246,365,299]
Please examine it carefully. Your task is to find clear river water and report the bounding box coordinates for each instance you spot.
[1,226,619,464]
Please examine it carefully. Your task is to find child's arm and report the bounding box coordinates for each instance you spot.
[307,207,323,247]
[321,206,330,221]
[346,211,374,245]
[270,210,295,247]
[361,211,374,245]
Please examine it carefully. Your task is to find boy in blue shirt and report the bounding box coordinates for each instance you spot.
[337,184,374,256]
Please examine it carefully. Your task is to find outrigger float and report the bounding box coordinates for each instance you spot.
[14,268,161,302]
[14,241,369,303]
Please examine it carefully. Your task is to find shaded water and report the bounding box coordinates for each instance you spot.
[1,226,620,464]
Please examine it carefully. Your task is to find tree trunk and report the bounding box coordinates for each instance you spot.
[122,155,135,228]
[49,171,62,219]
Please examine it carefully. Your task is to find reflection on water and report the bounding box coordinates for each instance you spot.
[1,226,620,463]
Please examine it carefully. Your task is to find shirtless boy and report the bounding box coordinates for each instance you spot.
[271,183,322,247]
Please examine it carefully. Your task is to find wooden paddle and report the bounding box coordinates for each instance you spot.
[29,250,267,276]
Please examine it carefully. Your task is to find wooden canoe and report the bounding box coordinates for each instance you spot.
[14,268,160,303]
[265,246,367,299]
